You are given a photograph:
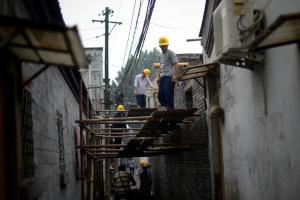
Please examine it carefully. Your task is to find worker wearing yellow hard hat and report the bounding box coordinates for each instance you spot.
[139,160,149,166]
[139,160,152,198]
[134,68,154,108]
[158,36,169,46]
[112,105,126,144]
[157,36,179,110]
[117,104,125,112]
[143,68,151,77]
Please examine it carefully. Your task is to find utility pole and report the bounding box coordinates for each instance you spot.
[93,7,122,110]
[92,7,122,199]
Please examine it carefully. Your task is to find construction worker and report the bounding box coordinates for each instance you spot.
[113,164,136,200]
[111,105,126,144]
[157,36,178,110]
[134,68,154,108]
[139,162,152,199]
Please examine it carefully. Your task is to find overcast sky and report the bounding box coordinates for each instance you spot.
[58,0,205,81]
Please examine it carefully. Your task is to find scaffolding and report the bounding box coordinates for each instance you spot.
[76,80,202,199]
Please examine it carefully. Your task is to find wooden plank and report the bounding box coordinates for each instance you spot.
[93,128,141,131]
[95,132,138,136]
[181,72,208,80]
[178,63,218,81]
[184,65,215,75]
[83,124,96,135]
[101,135,136,138]
[127,108,157,117]
[87,149,123,152]
[76,116,151,123]
[77,120,148,124]
[82,144,127,148]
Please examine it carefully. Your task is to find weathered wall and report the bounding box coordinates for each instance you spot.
[82,48,104,111]
[219,47,300,200]
[1,1,86,199]
[219,48,300,200]
[22,65,81,200]
[151,76,212,200]
[202,0,300,199]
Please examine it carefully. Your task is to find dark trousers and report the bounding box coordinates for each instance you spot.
[136,95,146,108]
[129,167,134,175]
[158,76,175,109]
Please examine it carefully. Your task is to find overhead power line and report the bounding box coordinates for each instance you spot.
[83,34,105,41]
[150,22,199,30]
[125,0,144,65]
[119,0,156,91]
[121,0,138,69]
[79,26,105,31]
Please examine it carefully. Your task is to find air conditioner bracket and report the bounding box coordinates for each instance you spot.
[216,48,264,69]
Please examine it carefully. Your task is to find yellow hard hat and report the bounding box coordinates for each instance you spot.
[117,105,125,112]
[143,68,150,77]
[142,163,150,167]
[139,160,149,167]
[139,160,146,165]
[159,36,169,46]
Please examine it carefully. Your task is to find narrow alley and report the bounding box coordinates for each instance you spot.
[1,0,300,200]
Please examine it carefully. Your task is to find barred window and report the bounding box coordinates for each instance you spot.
[73,127,80,180]
[57,112,66,187]
[21,89,34,183]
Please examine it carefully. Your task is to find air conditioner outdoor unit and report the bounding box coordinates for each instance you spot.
[213,0,262,68]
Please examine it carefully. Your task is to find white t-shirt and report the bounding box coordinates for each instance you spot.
[134,74,154,95]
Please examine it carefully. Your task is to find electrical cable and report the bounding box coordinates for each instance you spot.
[83,34,105,41]
[150,22,198,30]
[237,9,264,42]
[79,26,104,31]
[119,0,156,92]
[123,0,156,88]
[121,0,137,70]
[124,0,144,68]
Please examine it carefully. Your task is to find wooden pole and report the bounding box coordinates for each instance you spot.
[77,120,148,124]
[79,80,84,200]
[87,149,123,152]
[77,115,150,122]
[83,125,96,135]
[83,144,127,148]
[85,91,91,199]
[95,132,138,136]
[93,127,141,131]
[100,135,136,138]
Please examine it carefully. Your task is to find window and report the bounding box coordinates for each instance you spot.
[57,112,67,187]
[73,127,80,180]
[21,89,34,183]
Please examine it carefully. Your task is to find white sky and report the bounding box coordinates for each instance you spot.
[58,0,205,81]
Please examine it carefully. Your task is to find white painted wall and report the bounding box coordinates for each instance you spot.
[204,0,300,199]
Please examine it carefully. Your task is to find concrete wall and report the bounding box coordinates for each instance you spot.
[81,48,104,111]
[22,65,81,200]
[219,47,300,200]
[151,77,212,200]
[202,0,300,199]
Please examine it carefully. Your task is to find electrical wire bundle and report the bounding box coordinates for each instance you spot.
[119,0,156,92]
[237,9,264,42]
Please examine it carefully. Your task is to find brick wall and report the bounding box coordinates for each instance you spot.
[150,77,212,200]
[22,64,81,200]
